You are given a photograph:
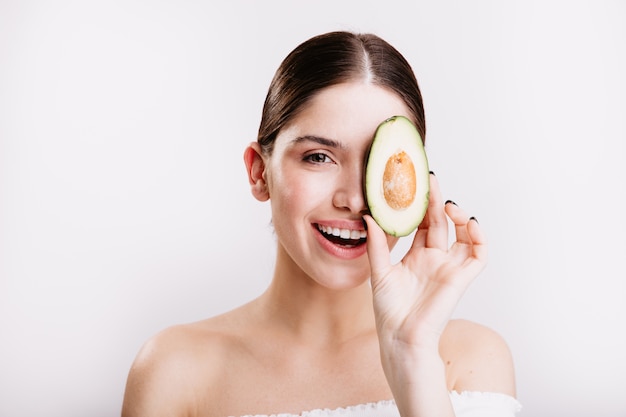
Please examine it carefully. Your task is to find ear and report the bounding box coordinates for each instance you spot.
[243,142,270,201]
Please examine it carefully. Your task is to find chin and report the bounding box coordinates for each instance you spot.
[311,265,372,291]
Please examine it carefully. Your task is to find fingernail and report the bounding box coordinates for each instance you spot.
[445,200,457,206]
[429,171,435,176]
[469,216,479,224]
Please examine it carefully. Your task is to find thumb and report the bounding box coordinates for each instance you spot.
[363,215,392,285]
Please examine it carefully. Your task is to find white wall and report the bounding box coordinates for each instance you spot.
[1,1,624,416]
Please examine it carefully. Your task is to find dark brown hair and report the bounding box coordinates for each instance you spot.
[257,31,426,154]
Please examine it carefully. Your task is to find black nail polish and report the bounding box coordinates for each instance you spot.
[429,171,435,176]
[469,216,479,224]
[445,200,457,206]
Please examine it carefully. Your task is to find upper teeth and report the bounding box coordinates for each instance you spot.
[318,224,367,239]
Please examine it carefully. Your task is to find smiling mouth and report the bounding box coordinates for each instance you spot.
[316,224,367,247]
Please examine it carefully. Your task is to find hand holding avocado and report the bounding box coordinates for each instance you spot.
[363,172,487,351]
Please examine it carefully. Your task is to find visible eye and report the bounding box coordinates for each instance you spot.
[304,152,334,164]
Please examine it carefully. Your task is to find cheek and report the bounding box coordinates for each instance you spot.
[270,171,320,212]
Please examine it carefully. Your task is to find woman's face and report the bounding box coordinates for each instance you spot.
[265,81,414,289]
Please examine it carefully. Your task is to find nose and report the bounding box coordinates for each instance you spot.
[332,164,368,215]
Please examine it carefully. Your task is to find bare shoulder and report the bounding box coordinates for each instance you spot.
[121,310,248,417]
[440,319,517,397]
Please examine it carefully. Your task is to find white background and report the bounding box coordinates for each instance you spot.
[1,1,625,416]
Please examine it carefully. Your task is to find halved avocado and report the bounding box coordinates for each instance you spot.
[365,116,429,237]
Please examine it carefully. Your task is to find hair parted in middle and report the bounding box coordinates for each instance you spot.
[257,31,426,155]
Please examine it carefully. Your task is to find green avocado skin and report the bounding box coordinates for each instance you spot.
[365,116,430,237]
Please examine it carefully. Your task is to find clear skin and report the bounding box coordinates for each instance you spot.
[121,82,516,417]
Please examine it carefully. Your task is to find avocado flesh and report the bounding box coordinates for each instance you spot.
[365,116,429,237]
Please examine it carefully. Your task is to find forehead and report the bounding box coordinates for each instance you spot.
[277,82,413,148]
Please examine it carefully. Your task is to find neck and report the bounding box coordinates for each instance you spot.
[257,244,376,346]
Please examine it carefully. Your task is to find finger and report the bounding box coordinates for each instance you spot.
[444,201,472,244]
[452,216,488,274]
[467,217,488,263]
[444,200,488,279]
[457,219,488,288]
[413,173,448,250]
[363,214,393,285]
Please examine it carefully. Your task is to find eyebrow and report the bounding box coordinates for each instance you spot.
[291,135,345,149]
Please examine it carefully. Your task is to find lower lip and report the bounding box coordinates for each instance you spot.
[312,225,368,260]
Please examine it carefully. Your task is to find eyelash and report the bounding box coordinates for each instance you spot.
[304,152,334,164]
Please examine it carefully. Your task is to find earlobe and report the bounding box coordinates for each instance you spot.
[243,142,270,202]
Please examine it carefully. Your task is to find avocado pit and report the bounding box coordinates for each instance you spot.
[383,151,416,210]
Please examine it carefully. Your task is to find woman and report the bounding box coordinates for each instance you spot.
[122,31,520,417]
